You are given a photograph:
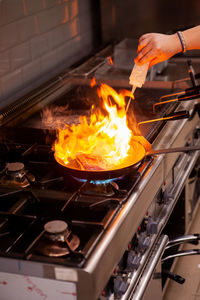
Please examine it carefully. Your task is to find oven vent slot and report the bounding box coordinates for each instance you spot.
[0,96,34,123]
[0,76,69,126]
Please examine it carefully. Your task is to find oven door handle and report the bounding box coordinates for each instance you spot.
[162,249,200,263]
[128,235,168,300]
[165,233,200,249]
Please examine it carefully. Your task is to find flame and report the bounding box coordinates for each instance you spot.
[53,83,150,171]
[107,56,113,65]
[90,77,96,87]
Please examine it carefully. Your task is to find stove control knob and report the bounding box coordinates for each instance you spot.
[163,188,174,204]
[113,276,129,297]
[146,217,158,235]
[126,250,141,271]
[138,232,151,253]
[194,125,200,139]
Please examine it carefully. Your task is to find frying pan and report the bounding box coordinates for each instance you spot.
[54,110,191,181]
[55,143,200,181]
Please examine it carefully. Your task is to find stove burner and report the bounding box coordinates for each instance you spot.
[80,181,117,196]
[7,162,24,173]
[0,162,35,188]
[44,220,69,242]
[74,176,118,184]
[79,179,127,198]
[36,220,80,257]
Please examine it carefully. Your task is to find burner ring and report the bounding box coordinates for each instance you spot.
[6,162,26,183]
[1,162,35,188]
[37,220,80,257]
[44,220,68,234]
[44,220,69,242]
[7,162,25,174]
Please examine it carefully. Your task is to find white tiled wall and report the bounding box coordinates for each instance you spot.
[0,0,93,108]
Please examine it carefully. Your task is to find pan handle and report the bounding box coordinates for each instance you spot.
[148,145,200,156]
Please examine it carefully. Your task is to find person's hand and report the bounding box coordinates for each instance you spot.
[135,33,181,68]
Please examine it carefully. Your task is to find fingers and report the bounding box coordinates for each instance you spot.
[149,57,158,69]
[137,34,150,52]
[135,34,153,65]
[135,33,173,67]
[139,33,151,43]
[135,50,151,65]
[135,43,153,65]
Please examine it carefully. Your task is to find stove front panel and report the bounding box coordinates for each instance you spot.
[0,271,77,300]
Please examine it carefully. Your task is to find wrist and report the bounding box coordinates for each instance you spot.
[171,33,183,55]
[177,31,187,53]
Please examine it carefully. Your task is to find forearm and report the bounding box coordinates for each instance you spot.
[182,25,200,50]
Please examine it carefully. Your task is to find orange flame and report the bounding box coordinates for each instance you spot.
[90,77,96,87]
[107,56,113,65]
[53,83,150,171]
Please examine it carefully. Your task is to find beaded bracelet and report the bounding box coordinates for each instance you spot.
[177,31,187,53]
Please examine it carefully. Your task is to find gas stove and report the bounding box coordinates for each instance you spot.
[0,139,151,264]
[0,115,154,266]
[0,50,200,300]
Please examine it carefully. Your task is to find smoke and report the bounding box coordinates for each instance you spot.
[41,104,92,129]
